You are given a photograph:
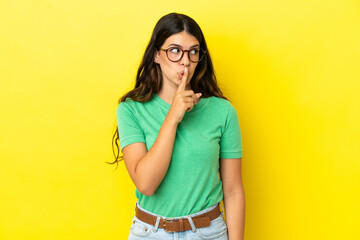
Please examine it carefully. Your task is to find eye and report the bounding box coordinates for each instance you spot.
[190,49,199,55]
[169,47,181,53]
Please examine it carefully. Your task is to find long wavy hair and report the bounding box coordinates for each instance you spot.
[107,12,228,168]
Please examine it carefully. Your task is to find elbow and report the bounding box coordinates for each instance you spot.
[139,188,154,196]
[137,183,156,196]
[132,167,158,196]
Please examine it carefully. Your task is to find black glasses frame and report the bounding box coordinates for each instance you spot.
[160,47,206,63]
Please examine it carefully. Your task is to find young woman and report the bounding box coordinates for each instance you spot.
[110,12,245,240]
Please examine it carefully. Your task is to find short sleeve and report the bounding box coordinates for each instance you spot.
[219,103,243,158]
[116,101,145,152]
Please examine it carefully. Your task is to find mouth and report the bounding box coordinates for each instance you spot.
[178,71,184,78]
[178,71,185,78]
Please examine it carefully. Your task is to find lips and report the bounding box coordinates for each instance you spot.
[178,71,184,78]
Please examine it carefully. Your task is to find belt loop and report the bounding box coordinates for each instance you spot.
[134,202,138,214]
[179,219,184,232]
[153,215,161,232]
[186,216,197,233]
[220,202,225,215]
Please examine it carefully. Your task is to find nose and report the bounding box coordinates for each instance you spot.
[180,51,190,66]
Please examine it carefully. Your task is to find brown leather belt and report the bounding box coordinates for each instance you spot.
[135,204,222,233]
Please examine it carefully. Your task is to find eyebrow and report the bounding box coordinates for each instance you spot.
[168,43,200,48]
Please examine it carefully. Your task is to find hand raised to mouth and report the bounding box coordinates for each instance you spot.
[167,67,202,124]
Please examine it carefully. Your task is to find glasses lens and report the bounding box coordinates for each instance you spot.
[166,47,205,62]
[167,47,183,61]
[189,48,200,62]
[190,49,206,62]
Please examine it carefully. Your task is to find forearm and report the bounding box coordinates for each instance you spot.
[223,191,245,240]
[135,115,178,195]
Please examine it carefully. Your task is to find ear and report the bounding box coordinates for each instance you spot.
[154,50,160,64]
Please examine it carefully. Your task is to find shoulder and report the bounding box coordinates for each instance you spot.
[206,96,234,112]
[206,97,239,127]
[116,97,154,118]
[116,98,140,115]
[117,98,131,111]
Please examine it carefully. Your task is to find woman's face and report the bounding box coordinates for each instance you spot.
[154,31,200,88]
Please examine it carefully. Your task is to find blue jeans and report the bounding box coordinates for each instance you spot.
[128,202,228,239]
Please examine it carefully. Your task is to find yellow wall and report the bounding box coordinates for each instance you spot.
[1,0,359,239]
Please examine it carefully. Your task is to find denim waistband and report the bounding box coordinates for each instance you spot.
[135,201,223,220]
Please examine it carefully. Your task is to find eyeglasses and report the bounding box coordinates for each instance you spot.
[160,47,206,63]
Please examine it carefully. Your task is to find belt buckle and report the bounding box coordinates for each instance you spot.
[163,218,176,233]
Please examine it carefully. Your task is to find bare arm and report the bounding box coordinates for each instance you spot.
[220,157,245,240]
[122,115,178,196]
[122,67,202,196]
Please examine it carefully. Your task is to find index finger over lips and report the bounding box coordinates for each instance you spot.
[176,67,188,93]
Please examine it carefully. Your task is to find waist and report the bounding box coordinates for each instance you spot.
[135,202,223,233]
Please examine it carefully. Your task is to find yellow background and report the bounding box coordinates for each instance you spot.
[1,0,359,239]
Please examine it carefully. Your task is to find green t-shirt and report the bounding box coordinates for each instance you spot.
[116,93,243,218]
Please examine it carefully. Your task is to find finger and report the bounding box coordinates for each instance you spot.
[194,93,202,104]
[181,90,195,96]
[186,103,194,112]
[181,91,201,98]
[181,93,201,105]
[176,67,188,93]
[182,96,196,103]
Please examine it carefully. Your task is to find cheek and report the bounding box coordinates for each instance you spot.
[159,62,178,80]
[162,61,177,73]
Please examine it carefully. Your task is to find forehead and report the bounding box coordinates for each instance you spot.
[163,31,199,48]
